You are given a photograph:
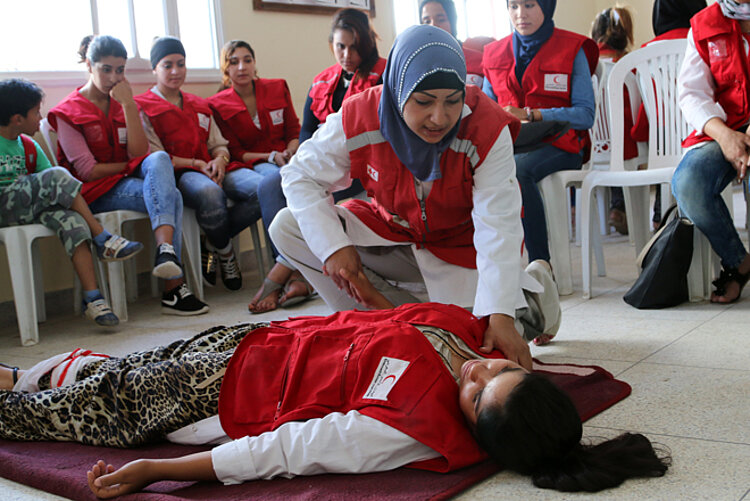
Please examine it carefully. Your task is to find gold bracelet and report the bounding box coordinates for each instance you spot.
[220,154,230,164]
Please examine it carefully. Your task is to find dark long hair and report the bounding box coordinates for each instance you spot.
[476,373,671,492]
[328,8,379,81]
[418,0,457,37]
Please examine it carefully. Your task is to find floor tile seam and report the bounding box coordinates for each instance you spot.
[625,359,750,374]
[583,424,750,447]
[631,316,716,366]
[739,486,749,501]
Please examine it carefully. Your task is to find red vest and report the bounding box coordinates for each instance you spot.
[683,3,749,148]
[48,89,145,203]
[208,79,301,169]
[340,85,520,269]
[463,45,484,87]
[219,302,501,473]
[134,90,212,171]
[483,29,598,158]
[20,135,37,173]
[309,58,386,123]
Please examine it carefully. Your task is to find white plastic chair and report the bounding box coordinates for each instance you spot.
[538,61,615,295]
[580,39,689,299]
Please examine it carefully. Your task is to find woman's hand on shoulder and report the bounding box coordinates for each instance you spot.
[87,459,154,499]
[109,79,135,106]
[481,314,532,371]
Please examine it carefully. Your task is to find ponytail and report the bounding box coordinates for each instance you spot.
[476,373,671,492]
[590,5,635,54]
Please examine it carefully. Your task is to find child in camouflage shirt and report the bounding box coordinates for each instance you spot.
[0,78,143,326]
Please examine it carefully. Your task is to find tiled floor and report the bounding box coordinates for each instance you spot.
[1,192,749,500]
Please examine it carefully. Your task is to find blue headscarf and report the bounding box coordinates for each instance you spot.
[378,25,466,181]
[511,0,556,83]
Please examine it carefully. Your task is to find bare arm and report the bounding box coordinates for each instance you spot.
[87,451,215,499]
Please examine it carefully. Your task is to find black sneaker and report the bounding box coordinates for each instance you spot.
[161,283,210,316]
[153,243,182,279]
[201,238,217,287]
[219,251,242,291]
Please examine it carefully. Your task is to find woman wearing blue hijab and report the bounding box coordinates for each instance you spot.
[483,0,598,315]
[272,24,561,370]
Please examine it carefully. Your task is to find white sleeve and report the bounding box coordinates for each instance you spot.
[471,126,524,317]
[210,410,439,484]
[280,111,356,262]
[678,30,727,134]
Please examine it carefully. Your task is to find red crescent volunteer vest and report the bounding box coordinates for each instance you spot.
[48,89,145,203]
[463,45,485,87]
[208,79,301,169]
[219,302,501,473]
[134,90,212,171]
[309,58,386,123]
[683,3,750,148]
[20,135,37,173]
[483,29,598,159]
[340,85,520,269]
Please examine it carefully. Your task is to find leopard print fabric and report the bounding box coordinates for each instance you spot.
[0,322,268,447]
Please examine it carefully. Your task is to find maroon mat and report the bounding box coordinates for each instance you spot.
[0,360,630,501]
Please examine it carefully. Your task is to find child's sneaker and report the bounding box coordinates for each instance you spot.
[219,251,242,291]
[161,283,210,316]
[96,235,143,262]
[153,243,182,279]
[83,297,119,326]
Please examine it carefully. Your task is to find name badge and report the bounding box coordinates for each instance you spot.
[544,73,568,92]
[366,164,379,182]
[363,357,410,401]
[269,109,285,125]
[198,113,210,131]
[117,127,127,144]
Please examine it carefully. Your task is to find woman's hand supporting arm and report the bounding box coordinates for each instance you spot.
[87,451,216,499]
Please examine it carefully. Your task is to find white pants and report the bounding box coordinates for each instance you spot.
[269,207,561,339]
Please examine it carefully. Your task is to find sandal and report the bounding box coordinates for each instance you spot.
[0,362,19,385]
[711,267,750,304]
[248,277,284,314]
[279,277,318,308]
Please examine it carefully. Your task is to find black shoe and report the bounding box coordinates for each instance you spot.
[219,251,242,291]
[161,283,210,316]
[153,243,182,279]
[201,239,217,287]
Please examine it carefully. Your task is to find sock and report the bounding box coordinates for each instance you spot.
[216,242,232,256]
[93,230,112,247]
[83,289,102,303]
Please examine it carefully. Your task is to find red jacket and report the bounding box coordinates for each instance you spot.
[683,3,749,148]
[309,58,386,123]
[48,89,145,202]
[219,302,501,473]
[340,85,520,269]
[208,79,301,169]
[463,45,484,87]
[483,29,598,158]
[134,90,212,171]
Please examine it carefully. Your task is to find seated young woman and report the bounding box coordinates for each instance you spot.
[134,37,258,292]
[207,40,300,288]
[49,35,208,316]
[482,1,597,323]
[672,0,750,304]
[248,8,386,314]
[418,0,486,87]
[0,266,669,498]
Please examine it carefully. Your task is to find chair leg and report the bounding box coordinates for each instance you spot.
[182,209,204,300]
[249,223,266,279]
[539,175,573,295]
[581,180,598,299]
[31,239,46,323]
[5,235,40,346]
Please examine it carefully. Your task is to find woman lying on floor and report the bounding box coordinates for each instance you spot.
[0,269,669,498]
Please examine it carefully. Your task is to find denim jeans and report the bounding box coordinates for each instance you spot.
[258,170,365,257]
[178,165,274,250]
[515,144,583,262]
[89,151,183,259]
[672,141,748,269]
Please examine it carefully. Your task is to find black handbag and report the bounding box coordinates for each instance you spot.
[623,205,694,309]
[513,121,571,153]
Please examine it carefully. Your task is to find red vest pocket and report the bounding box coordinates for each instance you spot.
[230,344,291,425]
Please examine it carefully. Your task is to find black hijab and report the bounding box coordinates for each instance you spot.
[652,0,707,36]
